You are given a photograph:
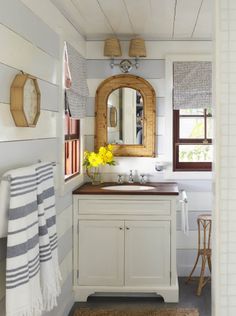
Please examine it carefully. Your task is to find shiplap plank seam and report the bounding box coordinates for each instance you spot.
[0,103,57,142]
[0,137,57,143]
[0,24,58,84]
[0,23,58,60]
[58,228,72,264]
[0,0,60,59]
[57,206,73,239]
[20,0,86,56]
[0,61,59,86]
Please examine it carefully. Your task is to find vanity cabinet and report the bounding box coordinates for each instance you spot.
[73,183,179,303]
[79,220,170,287]
[125,220,170,286]
[79,220,124,286]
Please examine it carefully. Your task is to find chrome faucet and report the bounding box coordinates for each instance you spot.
[128,170,134,183]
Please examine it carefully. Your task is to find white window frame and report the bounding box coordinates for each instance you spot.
[164,54,213,180]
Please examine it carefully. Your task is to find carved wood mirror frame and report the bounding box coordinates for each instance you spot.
[95,74,156,157]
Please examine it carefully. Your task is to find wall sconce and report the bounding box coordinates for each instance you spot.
[104,37,146,73]
[129,38,146,68]
[104,37,122,68]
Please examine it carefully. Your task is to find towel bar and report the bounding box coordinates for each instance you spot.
[180,189,188,203]
[0,161,57,182]
[1,175,11,182]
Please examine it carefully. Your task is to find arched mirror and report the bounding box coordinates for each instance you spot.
[107,87,144,145]
[95,74,156,157]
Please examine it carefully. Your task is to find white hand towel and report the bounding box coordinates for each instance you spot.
[180,190,189,235]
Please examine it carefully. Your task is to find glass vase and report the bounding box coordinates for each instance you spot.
[87,167,102,185]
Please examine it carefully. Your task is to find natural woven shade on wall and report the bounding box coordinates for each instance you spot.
[104,38,122,57]
[129,38,146,57]
[65,43,89,119]
[173,61,212,110]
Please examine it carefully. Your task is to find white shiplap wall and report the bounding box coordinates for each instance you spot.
[0,0,85,315]
[85,41,213,277]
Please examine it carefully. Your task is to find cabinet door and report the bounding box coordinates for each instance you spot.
[125,221,170,286]
[79,220,124,286]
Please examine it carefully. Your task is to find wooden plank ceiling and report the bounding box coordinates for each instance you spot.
[51,0,212,40]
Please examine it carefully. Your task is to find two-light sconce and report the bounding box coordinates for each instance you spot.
[104,37,146,73]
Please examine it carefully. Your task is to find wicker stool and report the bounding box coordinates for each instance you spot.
[186,214,212,296]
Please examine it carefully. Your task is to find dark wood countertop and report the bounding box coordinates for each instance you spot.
[73,182,179,196]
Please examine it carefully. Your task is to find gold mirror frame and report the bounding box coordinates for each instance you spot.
[95,74,156,157]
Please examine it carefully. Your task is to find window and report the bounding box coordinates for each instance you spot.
[64,113,80,180]
[173,108,212,171]
[64,42,81,181]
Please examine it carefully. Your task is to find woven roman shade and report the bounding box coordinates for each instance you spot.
[65,42,89,119]
[173,61,212,109]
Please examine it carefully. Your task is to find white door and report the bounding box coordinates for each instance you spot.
[125,221,170,286]
[79,220,124,286]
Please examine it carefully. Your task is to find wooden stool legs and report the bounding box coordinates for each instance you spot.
[186,215,212,296]
[186,252,200,284]
[197,256,208,296]
[207,256,212,273]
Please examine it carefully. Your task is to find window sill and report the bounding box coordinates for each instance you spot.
[58,172,84,196]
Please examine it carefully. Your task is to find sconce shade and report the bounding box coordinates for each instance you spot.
[104,37,122,57]
[129,38,146,57]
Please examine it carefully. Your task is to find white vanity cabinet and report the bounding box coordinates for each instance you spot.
[124,220,170,286]
[79,220,170,287]
[73,183,179,303]
[79,220,124,286]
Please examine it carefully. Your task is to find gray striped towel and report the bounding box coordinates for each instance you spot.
[6,162,61,316]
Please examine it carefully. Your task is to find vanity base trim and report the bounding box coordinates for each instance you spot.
[73,281,179,303]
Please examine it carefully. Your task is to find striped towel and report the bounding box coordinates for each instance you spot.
[6,163,61,316]
[36,163,61,310]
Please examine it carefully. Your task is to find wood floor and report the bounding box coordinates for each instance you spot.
[69,278,211,316]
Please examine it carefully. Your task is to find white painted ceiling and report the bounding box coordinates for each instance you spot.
[51,0,212,40]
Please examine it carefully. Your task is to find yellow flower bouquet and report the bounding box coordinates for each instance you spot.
[83,144,116,185]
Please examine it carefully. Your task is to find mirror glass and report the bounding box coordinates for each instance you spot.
[107,87,144,145]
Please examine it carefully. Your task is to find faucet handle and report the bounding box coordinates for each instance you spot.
[139,174,146,184]
[117,174,123,184]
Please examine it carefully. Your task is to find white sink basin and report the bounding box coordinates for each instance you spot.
[102,185,155,191]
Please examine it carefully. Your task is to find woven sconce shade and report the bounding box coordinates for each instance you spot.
[104,37,122,57]
[129,38,146,57]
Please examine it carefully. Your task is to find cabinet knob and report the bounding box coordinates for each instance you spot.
[119,227,123,230]
[126,227,130,230]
